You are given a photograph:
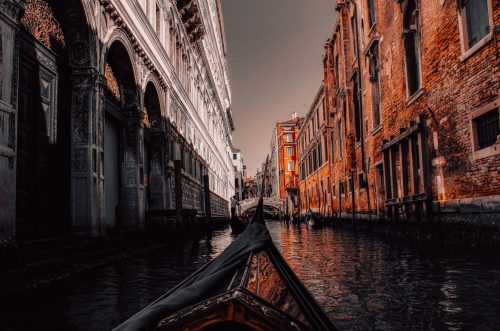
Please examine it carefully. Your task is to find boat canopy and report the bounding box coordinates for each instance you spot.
[114,199,337,331]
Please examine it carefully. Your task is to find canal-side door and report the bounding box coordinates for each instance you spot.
[104,100,124,229]
[375,163,385,217]
[143,131,152,211]
[16,35,58,239]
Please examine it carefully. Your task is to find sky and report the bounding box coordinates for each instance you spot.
[220,0,337,176]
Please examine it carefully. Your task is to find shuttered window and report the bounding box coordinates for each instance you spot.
[464,0,490,48]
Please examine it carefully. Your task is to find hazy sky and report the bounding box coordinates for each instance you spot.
[220,0,337,176]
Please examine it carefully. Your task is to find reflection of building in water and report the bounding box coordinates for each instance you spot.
[0,0,234,244]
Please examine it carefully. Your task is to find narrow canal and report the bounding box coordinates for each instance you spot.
[2,221,500,330]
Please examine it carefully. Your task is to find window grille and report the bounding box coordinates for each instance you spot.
[475,109,499,150]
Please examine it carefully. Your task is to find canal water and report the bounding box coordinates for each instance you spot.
[2,221,500,330]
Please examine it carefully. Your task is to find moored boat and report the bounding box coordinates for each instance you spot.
[113,198,337,331]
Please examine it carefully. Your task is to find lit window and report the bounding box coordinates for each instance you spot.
[287,160,294,172]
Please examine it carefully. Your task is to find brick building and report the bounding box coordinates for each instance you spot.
[321,0,499,221]
[297,86,331,216]
[269,115,302,212]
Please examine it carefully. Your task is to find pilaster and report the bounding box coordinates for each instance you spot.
[71,68,105,236]
[0,0,24,245]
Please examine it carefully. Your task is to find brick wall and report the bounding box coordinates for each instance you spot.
[319,0,499,221]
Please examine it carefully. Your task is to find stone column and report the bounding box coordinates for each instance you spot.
[203,174,211,220]
[122,96,145,230]
[70,68,104,236]
[0,0,23,244]
[174,160,183,225]
[149,128,167,211]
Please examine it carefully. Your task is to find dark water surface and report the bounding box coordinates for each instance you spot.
[2,221,500,330]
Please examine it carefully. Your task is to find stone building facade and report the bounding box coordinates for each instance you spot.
[231,147,244,201]
[297,86,331,216]
[321,0,499,221]
[0,0,234,244]
[274,115,301,213]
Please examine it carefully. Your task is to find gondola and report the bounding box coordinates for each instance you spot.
[114,159,337,331]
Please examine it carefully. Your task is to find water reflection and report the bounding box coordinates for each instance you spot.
[2,222,500,330]
[268,222,500,330]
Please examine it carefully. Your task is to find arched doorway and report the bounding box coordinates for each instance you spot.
[143,81,162,212]
[103,40,138,230]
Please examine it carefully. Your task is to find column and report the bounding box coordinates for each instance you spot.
[122,94,145,230]
[70,68,104,236]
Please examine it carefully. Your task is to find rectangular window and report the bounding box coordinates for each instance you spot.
[155,4,161,36]
[339,181,345,195]
[285,133,293,143]
[353,77,362,142]
[322,98,326,121]
[338,120,343,158]
[351,16,358,57]
[323,133,328,162]
[233,153,237,160]
[463,0,490,49]
[316,109,320,129]
[367,0,376,28]
[474,109,499,150]
[403,3,421,97]
[331,130,335,162]
[235,178,239,188]
[287,160,294,172]
[335,54,340,89]
[287,147,294,156]
[318,142,322,165]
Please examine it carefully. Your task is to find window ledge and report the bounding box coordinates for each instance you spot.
[460,33,493,63]
[406,88,424,106]
[371,124,383,135]
[472,143,500,161]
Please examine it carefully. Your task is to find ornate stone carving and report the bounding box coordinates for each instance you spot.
[35,48,56,72]
[0,0,24,22]
[73,149,88,172]
[70,42,90,65]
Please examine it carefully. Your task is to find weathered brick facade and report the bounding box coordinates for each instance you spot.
[319,0,499,221]
[298,86,332,215]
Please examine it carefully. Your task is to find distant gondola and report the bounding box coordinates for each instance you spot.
[114,198,337,331]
